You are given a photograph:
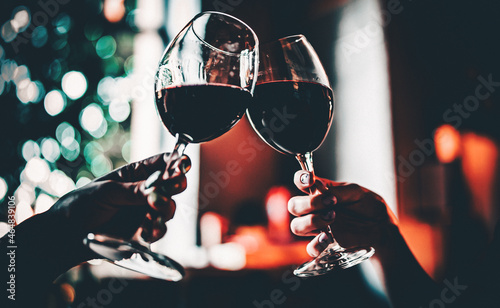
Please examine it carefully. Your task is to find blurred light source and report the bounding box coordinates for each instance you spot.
[84,141,104,163]
[265,186,292,243]
[96,35,117,59]
[76,177,92,188]
[61,139,80,161]
[208,243,246,271]
[104,0,126,23]
[0,223,9,237]
[15,183,36,206]
[14,201,33,224]
[12,7,30,33]
[31,26,48,48]
[35,193,55,214]
[109,100,130,122]
[41,138,61,162]
[16,79,39,104]
[12,65,30,85]
[0,177,7,201]
[434,124,461,164]
[22,140,40,161]
[1,59,17,81]
[1,20,17,42]
[49,170,75,197]
[121,140,131,162]
[62,71,87,100]
[44,89,66,116]
[136,0,164,30]
[53,13,71,34]
[25,157,50,184]
[84,23,103,41]
[55,122,75,144]
[200,212,225,247]
[80,104,108,138]
[90,154,112,177]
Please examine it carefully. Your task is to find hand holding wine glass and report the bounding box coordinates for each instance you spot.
[247,35,374,276]
[85,11,259,281]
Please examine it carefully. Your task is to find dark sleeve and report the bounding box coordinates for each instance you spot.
[0,210,97,306]
[451,220,500,308]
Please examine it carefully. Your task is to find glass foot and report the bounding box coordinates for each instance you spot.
[84,233,184,281]
[294,243,375,277]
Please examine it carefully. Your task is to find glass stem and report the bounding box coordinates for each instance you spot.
[140,134,190,245]
[295,153,344,253]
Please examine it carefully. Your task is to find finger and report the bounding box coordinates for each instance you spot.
[288,194,337,217]
[141,214,167,243]
[290,211,335,236]
[147,193,177,221]
[96,153,191,183]
[306,232,333,257]
[293,171,329,195]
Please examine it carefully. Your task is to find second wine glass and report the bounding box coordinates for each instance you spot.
[246,35,374,277]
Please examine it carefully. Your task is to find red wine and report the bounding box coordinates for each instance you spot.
[247,81,334,155]
[156,84,251,143]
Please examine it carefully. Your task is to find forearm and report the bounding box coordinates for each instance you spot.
[374,225,439,308]
[1,210,96,304]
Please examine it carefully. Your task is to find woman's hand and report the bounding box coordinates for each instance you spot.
[50,153,191,242]
[288,170,398,257]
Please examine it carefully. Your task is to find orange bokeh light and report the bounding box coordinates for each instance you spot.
[434,124,461,163]
[103,0,126,23]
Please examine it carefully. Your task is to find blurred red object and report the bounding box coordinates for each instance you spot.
[434,124,461,163]
[265,186,292,243]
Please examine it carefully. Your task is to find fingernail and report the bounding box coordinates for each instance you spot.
[300,173,311,185]
[319,232,330,246]
[321,210,335,221]
[322,195,337,207]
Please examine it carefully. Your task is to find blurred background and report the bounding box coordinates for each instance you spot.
[0,0,499,307]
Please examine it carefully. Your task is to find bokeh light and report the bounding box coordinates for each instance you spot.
[48,170,75,197]
[25,157,50,184]
[22,140,40,161]
[15,183,36,206]
[11,7,30,33]
[90,154,112,177]
[121,140,131,162]
[1,20,17,42]
[76,177,92,188]
[14,200,34,224]
[16,79,39,104]
[80,103,108,138]
[61,71,87,99]
[44,90,67,116]
[35,193,55,214]
[1,59,17,81]
[31,26,48,48]
[0,223,9,238]
[109,100,130,122]
[96,35,117,59]
[104,0,126,23]
[41,138,61,162]
[55,122,76,144]
[53,13,71,35]
[0,177,7,201]
[12,65,30,85]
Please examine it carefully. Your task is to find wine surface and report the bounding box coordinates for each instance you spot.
[247,80,334,155]
[156,84,251,143]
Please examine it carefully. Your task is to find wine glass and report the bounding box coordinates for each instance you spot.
[85,11,259,281]
[246,35,374,277]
